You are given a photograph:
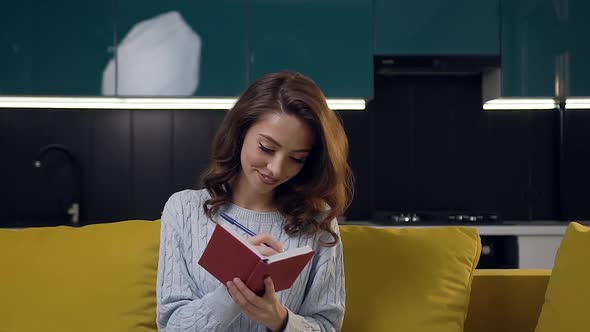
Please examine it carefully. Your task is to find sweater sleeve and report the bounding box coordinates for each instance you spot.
[156,192,241,332]
[281,223,346,332]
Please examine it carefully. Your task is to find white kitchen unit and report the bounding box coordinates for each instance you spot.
[472,225,566,269]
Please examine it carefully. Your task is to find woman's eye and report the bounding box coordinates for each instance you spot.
[291,157,305,164]
[259,143,273,153]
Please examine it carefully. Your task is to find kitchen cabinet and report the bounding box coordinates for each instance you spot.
[501,0,590,98]
[460,225,567,269]
[0,1,32,94]
[501,0,567,97]
[423,225,567,269]
[0,0,112,95]
[248,0,373,98]
[0,0,249,97]
[115,0,249,97]
[568,0,590,96]
[374,0,500,56]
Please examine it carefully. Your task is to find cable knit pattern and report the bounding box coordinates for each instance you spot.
[156,189,346,332]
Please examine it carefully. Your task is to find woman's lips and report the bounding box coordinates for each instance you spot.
[257,170,279,185]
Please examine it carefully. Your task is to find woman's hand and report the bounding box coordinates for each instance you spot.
[247,233,284,256]
[227,277,288,331]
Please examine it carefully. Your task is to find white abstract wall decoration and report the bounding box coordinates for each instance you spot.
[102,11,202,96]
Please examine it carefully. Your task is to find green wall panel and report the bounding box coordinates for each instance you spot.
[374,0,500,55]
[248,0,373,98]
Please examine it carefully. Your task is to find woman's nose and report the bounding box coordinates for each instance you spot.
[267,157,286,177]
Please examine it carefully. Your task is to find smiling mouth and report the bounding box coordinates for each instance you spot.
[257,171,279,185]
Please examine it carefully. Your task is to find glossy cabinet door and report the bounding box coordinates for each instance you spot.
[0,0,249,97]
[501,0,566,97]
[247,0,373,98]
[0,0,113,95]
[180,1,249,97]
[374,0,500,56]
[115,0,248,97]
[569,0,590,97]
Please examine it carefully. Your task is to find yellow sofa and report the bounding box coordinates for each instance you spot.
[465,269,550,332]
[0,220,551,332]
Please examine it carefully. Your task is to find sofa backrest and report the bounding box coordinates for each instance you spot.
[0,220,551,332]
[0,220,160,332]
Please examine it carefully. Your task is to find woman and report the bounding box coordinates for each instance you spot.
[156,71,354,331]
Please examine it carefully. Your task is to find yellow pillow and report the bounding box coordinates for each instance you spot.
[535,222,590,332]
[0,220,160,332]
[340,225,481,332]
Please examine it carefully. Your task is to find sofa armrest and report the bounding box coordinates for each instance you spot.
[465,269,550,332]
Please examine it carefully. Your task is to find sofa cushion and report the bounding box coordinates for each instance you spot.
[0,220,160,332]
[340,225,481,332]
[534,222,590,332]
[465,269,551,332]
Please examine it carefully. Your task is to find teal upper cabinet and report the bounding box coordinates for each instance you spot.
[180,1,249,97]
[116,0,248,97]
[569,0,589,96]
[0,0,112,95]
[248,0,373,98]
[374,0,500,55]
[0,0,248,97]
[501,0,566,97]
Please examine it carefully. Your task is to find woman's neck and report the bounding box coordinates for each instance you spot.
[231,177,276,212]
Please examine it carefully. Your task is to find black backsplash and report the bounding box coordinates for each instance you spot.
[369,73,557,222]
[1,81,589,226]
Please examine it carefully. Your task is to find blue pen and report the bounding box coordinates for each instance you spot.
[219,212,272,249]
[220,212,256,236]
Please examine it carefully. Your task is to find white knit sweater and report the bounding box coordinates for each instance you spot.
[156,189,345,331]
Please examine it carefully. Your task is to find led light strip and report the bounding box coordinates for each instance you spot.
[565,98,590,110]
[483,98,557,110]
[0,96,366,111]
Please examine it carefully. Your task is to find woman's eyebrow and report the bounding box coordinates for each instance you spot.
[259,134,311,152]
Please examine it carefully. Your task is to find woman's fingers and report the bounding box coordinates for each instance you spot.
[263,277,276,298]
[228,278,265,310]
[255,245,281,256]
[248,233,284,254]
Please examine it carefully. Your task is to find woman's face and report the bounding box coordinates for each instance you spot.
[239,112,314,195]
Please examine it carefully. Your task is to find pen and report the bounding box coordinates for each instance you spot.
[219,212,272,249]
[220,212,256,236]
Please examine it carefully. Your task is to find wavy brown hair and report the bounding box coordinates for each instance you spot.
[200,71,354,246]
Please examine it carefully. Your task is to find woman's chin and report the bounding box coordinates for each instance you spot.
[257,184,277,194]
[249,179,276,194]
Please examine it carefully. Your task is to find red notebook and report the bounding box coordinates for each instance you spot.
[198,223,315,296]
